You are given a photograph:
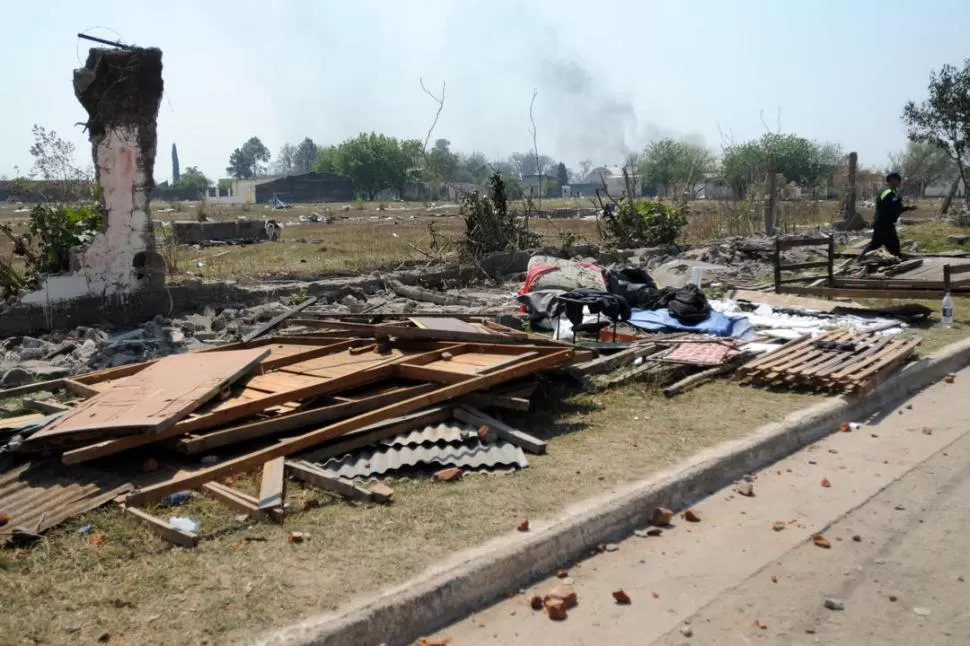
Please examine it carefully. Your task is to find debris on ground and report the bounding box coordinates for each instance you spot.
[682,509,701,522]
[516,519,530,532]
[612,589,632,604]
[812,534,831,549]
[823,598,844,611]
[0,244,933,548]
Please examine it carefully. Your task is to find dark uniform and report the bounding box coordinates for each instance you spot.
[859,186,910,258]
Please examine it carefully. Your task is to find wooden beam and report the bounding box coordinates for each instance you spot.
[290,319,568,347]
[241,297,317,343]
[777,260,831,272]
[396,364,469,384]
[777,286,960,300]
[258,457,286,510]
[200,482,285,523]
[175,383,437,455]
[21,399,70,414]
[775,236,831,250]
[454,406,547,455]
[125,349,572,506]
[285,460,377,503]
[567,343,662,377]
[124,506,199,547]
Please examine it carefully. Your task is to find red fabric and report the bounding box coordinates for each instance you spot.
[517,263,558,295]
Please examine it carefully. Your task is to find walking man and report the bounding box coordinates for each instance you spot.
[859,172,917,260]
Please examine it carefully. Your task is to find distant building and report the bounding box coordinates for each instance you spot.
[209,172,355,205]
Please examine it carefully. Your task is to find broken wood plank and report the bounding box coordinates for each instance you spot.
[124,506,199,547]
[175,383,438,455]
[200,482,284,523]
[290,319,569,347]
[285,460,377,503]
[21,399,71,415]
[125,349,572,506]
[241,297,318,343]
[258,457,286,510]
[663,352,755,397]
[567,342,664,377]
[409,316,484,334]
[454,406,547,455]
[25,348,270,446]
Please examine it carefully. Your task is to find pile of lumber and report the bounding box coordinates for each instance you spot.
[0,319,577,546]
[736,330,921,395]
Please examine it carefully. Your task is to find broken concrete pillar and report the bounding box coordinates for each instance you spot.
[23,46,165,304]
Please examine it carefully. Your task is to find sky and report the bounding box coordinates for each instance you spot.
[2,0,968,183]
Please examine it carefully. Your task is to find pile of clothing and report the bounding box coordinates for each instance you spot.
[517,257,750,338]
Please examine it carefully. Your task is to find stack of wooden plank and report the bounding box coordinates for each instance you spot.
[0,320,577,546]
[735,330,921,395]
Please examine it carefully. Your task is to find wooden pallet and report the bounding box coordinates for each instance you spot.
[737,331,921,394]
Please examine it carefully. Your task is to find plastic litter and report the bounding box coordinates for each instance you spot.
[162,491,193,507]
[169,517,201,533]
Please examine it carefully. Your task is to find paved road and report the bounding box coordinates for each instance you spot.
[441,366,970,645]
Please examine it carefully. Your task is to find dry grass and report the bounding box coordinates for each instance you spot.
[0,380,820,645]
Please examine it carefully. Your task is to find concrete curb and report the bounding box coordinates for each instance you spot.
[257,336,970,646]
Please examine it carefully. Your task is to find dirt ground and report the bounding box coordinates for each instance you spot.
[0,381,822,645]
[0,197,840,283]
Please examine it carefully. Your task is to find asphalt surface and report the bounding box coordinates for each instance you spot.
[438,366,970,645]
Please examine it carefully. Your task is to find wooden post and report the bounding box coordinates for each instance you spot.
[764,152,777,234]
[842,152,857,223]
[827,236,835,285]
[773,238,782,293]
[944,264,952,293]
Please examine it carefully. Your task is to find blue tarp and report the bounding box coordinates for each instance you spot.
[627,308,755,338]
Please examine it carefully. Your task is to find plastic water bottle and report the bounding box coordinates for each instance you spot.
[942,292,953,327]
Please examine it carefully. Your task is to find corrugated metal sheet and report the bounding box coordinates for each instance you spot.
[378,421,475,448]
[0,460,132,543]
[318,440,528,478]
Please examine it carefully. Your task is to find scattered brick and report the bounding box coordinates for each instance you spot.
[544,597,567,620]
[432,467,462,483]
[651,507,673,527]
[530,595,544,610]
[682,509,700,523]
[612,589,631,604]
[548,585,577,609]
[516,519,530,532]
[821,478,831,488]
[812,534,831,549]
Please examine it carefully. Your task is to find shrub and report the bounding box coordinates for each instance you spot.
[460,173,540,259]
[599,197,688,248]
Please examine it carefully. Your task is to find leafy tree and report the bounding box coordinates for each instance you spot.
[579,160,593,179]
[427,138,459,181]
[275,143,296,175]
[902,59,970,209]
[458,151,489,183]
[888,141,955,197]
[311,133,419,199]
[507,152,553,178]
[556,162,569,187]
[313,146,340,174]
[226,136,271,179]
[26,125,91,201]
[639,139,714,197]
[171,143,180,182]
[172,166,211,195]
[294,137,318,174]
[720,134,842,198]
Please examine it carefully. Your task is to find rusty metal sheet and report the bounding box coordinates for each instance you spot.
[0,460,131,542]
[25,348,269,443]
